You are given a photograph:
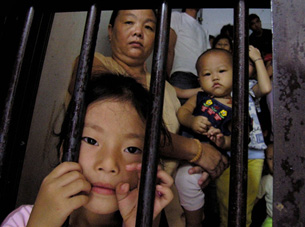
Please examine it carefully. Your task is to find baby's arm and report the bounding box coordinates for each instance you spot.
[116,163,173,227]
[249,45,272,98]
[206,126,231,150]
[27,162,91,227]
[177,95,212,134]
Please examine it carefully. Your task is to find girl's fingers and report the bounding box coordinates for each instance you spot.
[47,162,82,180]
[156,169,173,188]
[62,177,91,198]
[115,183,130,202]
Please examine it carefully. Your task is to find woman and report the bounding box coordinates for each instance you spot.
[70,9,228,226]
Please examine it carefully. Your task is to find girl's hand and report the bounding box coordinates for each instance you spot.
[116,163,174,227]
[191,116,212,134]
[249,45,262,62]
[27,162,91,227]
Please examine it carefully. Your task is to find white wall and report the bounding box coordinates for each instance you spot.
[201,8,272,37]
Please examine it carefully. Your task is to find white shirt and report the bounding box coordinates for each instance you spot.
[170,12,210,76]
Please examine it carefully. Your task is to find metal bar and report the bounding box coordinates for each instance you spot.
[136,1,171,226]
[61,4,101,163]
[0,6,34,179]
[272,0,305,226]
[228,0,249,226]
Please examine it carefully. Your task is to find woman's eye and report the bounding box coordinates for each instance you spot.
[145,25,154,31]
[125,21,133,25]
[82,137,99,146]
[124,146,142,154]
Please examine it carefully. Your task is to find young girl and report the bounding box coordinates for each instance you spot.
[175,49,233,227]
[2,74,173,227]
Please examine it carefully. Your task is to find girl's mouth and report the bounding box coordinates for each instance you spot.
[91,183,115,195]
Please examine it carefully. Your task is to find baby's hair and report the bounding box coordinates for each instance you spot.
[57,73,170,159]
[196,48,233,73]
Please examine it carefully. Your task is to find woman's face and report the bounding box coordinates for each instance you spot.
[108,10,156,66]
[79,100,145,214]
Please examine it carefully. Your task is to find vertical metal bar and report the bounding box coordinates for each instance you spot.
[136,1,171,226]
[0,6,34,179]
[61,4,101,163]
[228,0,249,226]
[272,0,305,226]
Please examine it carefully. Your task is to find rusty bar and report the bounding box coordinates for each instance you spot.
[272,0,305,226]
[136,1,171,226]
[61,4,101,163]
[0,6,34,179]
[228,0,249,226]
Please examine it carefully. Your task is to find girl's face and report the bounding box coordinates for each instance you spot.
[198,52,233,98]
[215,38,231,52]
[79,99,145,214]
[108,10,156,66]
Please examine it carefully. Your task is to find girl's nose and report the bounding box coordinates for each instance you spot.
[95,150,119,174]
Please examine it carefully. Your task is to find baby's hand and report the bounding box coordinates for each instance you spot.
[206,126,225,148]
[249,45,262,62]
[116,163,173,227]
[191,116,212,134]
[27,162,91,227]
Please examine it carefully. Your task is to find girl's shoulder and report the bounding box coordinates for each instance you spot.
[1,205,33,227]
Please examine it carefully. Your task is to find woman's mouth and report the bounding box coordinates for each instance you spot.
[91,183,115,195]
[129,41,143,48]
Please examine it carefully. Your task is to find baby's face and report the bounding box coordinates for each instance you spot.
[198,51,233,98]
[79,99,145,214]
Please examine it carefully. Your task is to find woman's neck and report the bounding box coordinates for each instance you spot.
[112,55,147,86]
[70,207,122,227]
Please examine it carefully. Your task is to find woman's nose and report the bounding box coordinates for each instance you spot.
[133,24,143,37]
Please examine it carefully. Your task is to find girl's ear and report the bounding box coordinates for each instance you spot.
[108,24,113,42]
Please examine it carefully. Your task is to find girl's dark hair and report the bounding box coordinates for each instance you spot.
[109,9,157,27]
[212,34,233,51]
[57,74,170,158]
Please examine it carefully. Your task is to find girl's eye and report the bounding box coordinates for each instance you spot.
[124,146,142,154]
[82,137,99,146]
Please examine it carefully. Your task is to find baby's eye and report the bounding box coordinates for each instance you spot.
[203,73,211,77]
[82,137,99,146]
[219,69,227,73]
[124,146,143,154]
